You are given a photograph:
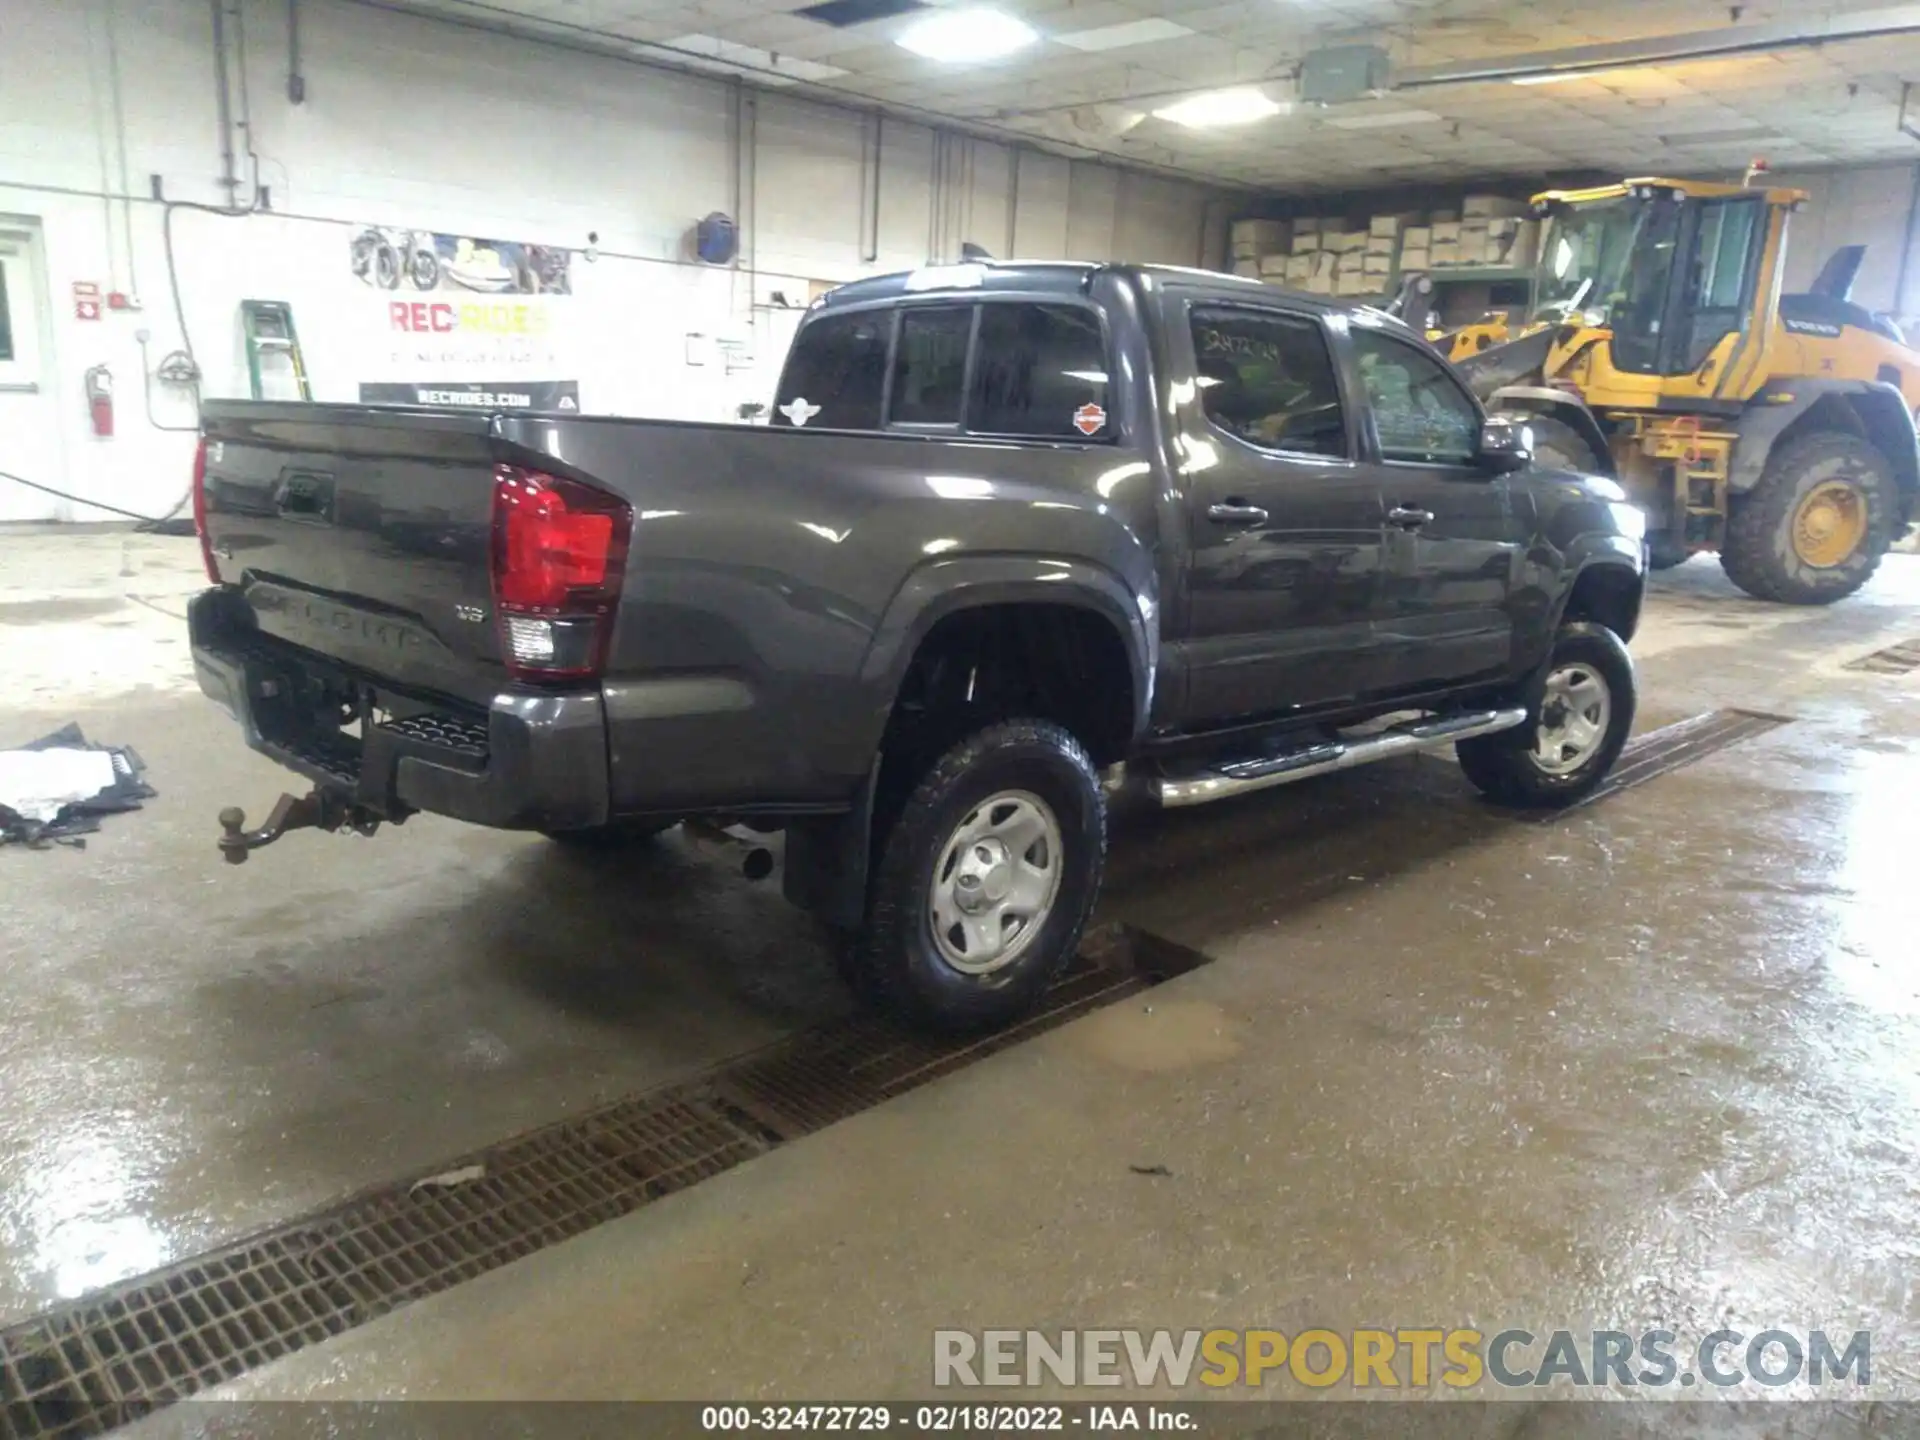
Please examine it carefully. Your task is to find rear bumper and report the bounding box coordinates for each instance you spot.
[189,589,609,832]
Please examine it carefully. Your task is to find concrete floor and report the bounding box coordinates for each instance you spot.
[4,526,1920,1409]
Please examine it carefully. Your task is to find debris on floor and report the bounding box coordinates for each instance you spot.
[0,723,155,849]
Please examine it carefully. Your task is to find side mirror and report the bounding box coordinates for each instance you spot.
[1478,415,1533,474]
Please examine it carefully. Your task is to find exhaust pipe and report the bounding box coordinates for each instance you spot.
[681,818,775,880]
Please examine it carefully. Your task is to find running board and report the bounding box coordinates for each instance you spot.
[1152,708,1529,809]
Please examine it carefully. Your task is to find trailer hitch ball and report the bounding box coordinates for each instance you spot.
[215,788,382,863]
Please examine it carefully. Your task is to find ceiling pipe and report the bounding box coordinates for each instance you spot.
[1396,4,1920,88]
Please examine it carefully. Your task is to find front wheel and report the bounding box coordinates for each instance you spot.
[853,719,1106,1034]
[1457,622,1637,808]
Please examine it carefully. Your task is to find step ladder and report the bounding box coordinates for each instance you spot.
[240,300,311,402]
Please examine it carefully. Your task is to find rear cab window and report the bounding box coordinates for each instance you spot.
[774,299,1112,441]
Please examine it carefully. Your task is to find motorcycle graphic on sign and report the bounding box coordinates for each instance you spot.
[350,225,571,295]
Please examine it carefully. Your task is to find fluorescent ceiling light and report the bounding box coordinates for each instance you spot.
[896,9,1038,62]
[1322,108,1443,129]
[1153,88,1284,128]
[1054,17,1193,52]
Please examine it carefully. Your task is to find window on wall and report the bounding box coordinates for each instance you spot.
[1189,307,1347,457]
[773,310,889,429]
[970,304,1110,440]
[1349,326,1479,465]
[889,307,972,425]
[0,261,14,364]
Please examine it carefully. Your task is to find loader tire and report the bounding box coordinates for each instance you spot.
[1720,430,1897,604]
[1526,414,1606,475]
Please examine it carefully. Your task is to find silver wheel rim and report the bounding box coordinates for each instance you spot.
[1533,663,1611,776]
[928,790,1064,976]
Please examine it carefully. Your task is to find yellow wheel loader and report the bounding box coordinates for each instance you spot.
[1446,177,1920,603]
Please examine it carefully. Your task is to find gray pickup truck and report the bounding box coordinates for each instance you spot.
[190,260,1647,1032]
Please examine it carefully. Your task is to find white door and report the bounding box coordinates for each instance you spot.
[0,221,66,522]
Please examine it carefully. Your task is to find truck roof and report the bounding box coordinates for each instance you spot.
[814,260,1394,324]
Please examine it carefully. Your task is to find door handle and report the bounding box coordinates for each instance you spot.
[1387,506,1434,530]
[1208,502,1270,526]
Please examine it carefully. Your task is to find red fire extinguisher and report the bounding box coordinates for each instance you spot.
[84,364,114,438]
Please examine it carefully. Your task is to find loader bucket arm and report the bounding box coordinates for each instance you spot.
[1451,324,1557,402]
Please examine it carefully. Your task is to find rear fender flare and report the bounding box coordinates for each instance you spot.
[1490,387,1616,477]
[785,558,1154,931]
[857,555,1156,754]
[1728,380,1920,514]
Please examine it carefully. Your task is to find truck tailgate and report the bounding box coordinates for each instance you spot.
[199,403,506,706]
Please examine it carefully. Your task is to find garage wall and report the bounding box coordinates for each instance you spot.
[0,0,1220,522]
[1770,163,1920,319]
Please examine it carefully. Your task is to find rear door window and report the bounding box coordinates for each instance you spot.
[971,303,1111,440]
[889,306,973,426]
[774,310,889,428]
[1189,307,1347,458]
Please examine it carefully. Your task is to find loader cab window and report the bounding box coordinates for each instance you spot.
[1603,195,1686,376]
[1676,196,1765,372]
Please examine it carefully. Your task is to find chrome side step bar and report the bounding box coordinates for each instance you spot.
[1152,708,1529,809]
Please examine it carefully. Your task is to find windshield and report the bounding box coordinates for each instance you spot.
[1532,196,1652,325]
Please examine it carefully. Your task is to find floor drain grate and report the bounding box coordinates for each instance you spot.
[1844,638,1920,674]
[0,925,1206,1440]
[1548,708,1791,816]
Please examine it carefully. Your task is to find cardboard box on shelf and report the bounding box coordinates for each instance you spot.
[1457,221,1490,265]
[1429,220,1462,243]
[1291,231,1323,255]
[1463,194,1529,219]
[1336,271,1375,297]
[1363,253,1393,276]
[1429,208,1459,225]
[1400,245,1430,269]
[1403,226,1431,249]
[1258,252,1291,276]
[1365,233,1399,256]
[1368,212,1422,237]
[1485,219,1540,268]
[1231,218,1289,249]
[1285,253,1315,283]
[1325,229,1367,253]
[1232,259,1261,278]
[1431,240,1462,267]
[1305,273,1335,295]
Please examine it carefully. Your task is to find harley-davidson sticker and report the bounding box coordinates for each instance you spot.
[1072,403,1107,436]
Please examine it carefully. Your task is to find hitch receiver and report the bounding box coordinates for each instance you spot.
[217,788,386,864]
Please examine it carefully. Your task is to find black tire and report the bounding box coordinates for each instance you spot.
[1720,430,1898,604]
[1457,621,1637,809]
[1524,414,1606,474]
[543,820,675,849]
[409,248,441,291]
[854,719,1105,1034]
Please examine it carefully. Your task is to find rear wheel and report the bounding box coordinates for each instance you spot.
[1720,430,1897,604]
[1457,622,1637,809]
[853,719,1105,1034]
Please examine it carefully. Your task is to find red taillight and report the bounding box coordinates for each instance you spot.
[191,435,220,583]
[490,464,632,682]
